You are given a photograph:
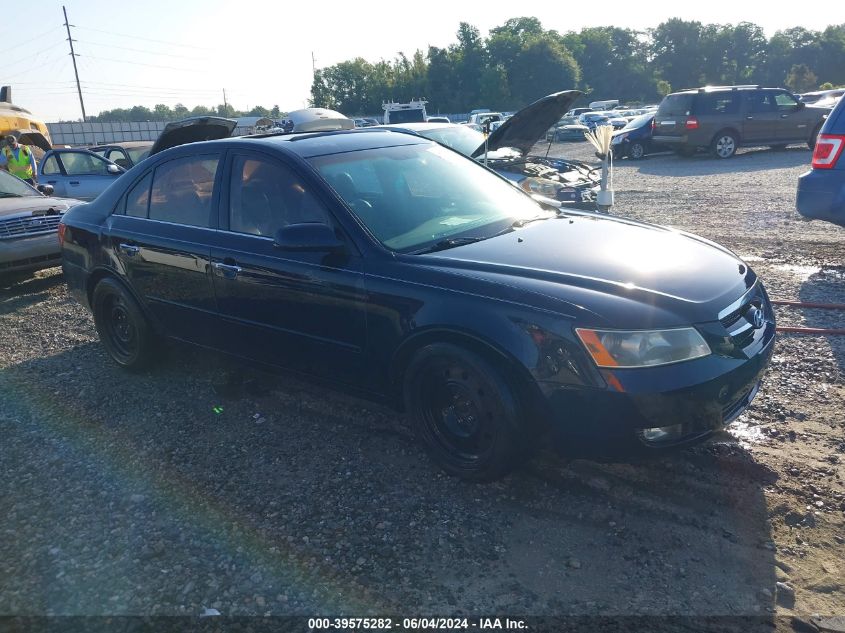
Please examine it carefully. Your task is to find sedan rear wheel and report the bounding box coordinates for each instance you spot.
[712,131,738,159]
[92,278,157,369]
[403,343,530,481]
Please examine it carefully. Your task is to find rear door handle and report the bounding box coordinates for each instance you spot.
[780,114,789,118]
[69,181,80,186]
[118,243,139,256]
[746,116,754,120]
[213,262,242,279]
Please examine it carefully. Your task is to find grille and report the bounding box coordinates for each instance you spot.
[0,215,62,240]
[718,285,767,351]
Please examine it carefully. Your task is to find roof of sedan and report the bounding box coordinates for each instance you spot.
[238,128,430,158]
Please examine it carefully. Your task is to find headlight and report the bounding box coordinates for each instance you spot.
[612,133,628,144]
[575,327,711,368]
[519,177,564,197]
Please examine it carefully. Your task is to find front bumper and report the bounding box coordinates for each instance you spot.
[796,169,845,226]
[0,232,62,274]
[540,320,775,457]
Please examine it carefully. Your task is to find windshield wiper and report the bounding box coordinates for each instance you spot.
[511,215,552,228]
[414,236,488,254]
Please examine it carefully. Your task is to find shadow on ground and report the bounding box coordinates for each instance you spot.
[0,337,779,617]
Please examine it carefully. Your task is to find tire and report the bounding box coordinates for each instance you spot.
[711,130,738,159]
[808,124,822,150]
[92,277,157,370]
[628,142,646,160]
[403,343,531,481]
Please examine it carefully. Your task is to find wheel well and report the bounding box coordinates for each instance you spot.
[389,329,542,415]
[86,269,163,335]
[711,128,740,145]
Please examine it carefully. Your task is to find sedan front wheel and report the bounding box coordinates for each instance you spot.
[403,343,531,481]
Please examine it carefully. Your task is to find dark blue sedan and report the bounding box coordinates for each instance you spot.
[797,96,845,226]
[60,127,775,480]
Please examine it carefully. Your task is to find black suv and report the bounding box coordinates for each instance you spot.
[653,85,830,158]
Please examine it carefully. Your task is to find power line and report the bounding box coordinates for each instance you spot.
[74,38,205,61]
[73,25,214,51]
[81,53,200,72]
[0,26,63,56]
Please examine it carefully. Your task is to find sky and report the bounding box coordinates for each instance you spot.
[3,0,841,122]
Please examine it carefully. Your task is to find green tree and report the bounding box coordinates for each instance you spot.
[650,19,705,90]
[785,63,818,92]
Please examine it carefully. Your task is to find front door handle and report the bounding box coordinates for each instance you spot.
[780,114,789,118]
[213,262,242,279]
[746,116,754,120]
[69,181,80,186]
[118,243,139,256]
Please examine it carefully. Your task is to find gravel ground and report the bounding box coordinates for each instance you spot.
[0,142,843,623]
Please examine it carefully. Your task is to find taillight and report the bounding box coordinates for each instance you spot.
[811,134,845,169]
[685,117,699,130]
[651,118,656,131]
[58,223,67,246]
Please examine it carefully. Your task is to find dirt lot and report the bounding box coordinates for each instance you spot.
[1,142,843,626]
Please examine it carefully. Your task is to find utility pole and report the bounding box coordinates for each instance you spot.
[223,88,228,114]
[312,52,316,80]
[63,5,86,122]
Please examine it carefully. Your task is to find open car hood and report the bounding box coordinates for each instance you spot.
[13,130,52,152]
[472,90,582,158]
[149,116,237,156]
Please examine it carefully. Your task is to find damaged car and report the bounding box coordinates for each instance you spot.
[0,170,83,278]
[384,91,601,208]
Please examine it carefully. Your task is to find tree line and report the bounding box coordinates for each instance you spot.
[86,103,285,123]
[310,17,845,116]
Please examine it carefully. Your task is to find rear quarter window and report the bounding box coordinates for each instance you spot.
[693,92,741,115]
[657,94,694,117]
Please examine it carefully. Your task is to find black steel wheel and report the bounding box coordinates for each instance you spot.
[403,343,530,481]
[92,277,157,369]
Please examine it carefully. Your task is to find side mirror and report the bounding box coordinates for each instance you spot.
[274,223,345,253]
[796,101,806,110]
[37,183,54,196]
[107,163,123,175]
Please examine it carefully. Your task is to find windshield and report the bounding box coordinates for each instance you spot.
[388,109,426,124]
[127,147,151,164]
[0,169,40,197]
[309,142,551,253]
[414,125,486,157]
[623,114,653,131]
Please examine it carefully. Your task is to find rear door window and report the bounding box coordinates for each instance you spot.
[657,94,693,117]
[693,92,741,115]
[148,155,220,227]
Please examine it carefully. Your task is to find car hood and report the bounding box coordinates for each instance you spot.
[0,195,82,218]
[149,116,237,156]
[12,130,52,152]
[473,90,582,158]
[420,214,752,326]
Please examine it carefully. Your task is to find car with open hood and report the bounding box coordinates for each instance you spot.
[59,126,774,481]
[0,170,83,278]
[384,91,600,208]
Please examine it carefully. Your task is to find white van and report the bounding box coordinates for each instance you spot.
[588,99,619,110]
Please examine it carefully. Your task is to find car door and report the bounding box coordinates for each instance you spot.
[39,153,67,197]
[45,150,122,201]
[105,153,222,346]
[772,90,813,142]
[742,91,780,143]
[104,148,132,170]
[208,150,368,386]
